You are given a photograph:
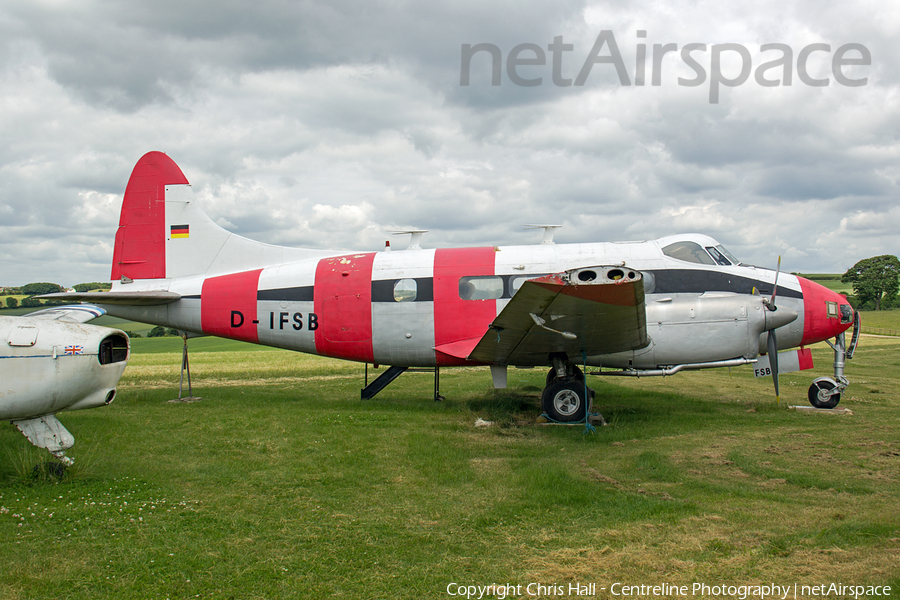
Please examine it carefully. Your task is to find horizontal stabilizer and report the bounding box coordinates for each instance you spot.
[37,291,182,306]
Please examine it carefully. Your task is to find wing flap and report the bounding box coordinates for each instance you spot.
[468,266,648,365]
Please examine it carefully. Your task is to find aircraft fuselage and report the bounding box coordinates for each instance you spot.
[102,236,848,370]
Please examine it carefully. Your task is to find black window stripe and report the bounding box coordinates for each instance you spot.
[257,286,315,302]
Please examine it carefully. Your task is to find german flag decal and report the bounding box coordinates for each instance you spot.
[170,224,189,239]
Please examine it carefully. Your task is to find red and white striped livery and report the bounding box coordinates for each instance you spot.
[52,152,859,420]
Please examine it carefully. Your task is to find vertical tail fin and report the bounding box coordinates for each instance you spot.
[111,151,187,281]
[111,151,328,283]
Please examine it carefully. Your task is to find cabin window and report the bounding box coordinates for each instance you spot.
[641,271,656,294]
[662,241,715,265]
[393,279,417,302]
[459,276,503,300]
[509,275,548,297]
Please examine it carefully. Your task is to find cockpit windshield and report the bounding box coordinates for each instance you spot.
[662,241,742,266]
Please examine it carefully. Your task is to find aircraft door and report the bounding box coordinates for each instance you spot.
[314,253,376,362]
[433,247,498,366]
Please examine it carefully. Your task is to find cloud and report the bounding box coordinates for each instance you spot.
[0,1,897,286]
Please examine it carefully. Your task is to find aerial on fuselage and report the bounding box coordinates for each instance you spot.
[43,152,858,422]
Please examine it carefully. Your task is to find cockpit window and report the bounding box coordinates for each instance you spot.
[705,246,731,266]
[662,241,715,265]
[714,245,740,265]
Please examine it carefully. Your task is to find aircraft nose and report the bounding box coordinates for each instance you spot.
[797,276,855,345]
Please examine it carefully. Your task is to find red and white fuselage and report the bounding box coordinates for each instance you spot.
[45,152,856,416]
[98,152,851,369]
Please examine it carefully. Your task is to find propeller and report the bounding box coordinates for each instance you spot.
[763,256,781,312]
[766,329,780,404]
[763,256,782,403]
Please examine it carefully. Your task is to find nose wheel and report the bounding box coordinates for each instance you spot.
[808,377,841,409]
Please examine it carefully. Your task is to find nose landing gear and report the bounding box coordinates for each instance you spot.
[808,311,860,409]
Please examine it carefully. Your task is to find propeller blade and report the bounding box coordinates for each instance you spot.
[766,256,781,311]
[766,330,780,404]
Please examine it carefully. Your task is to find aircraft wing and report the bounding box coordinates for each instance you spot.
[467,266,648,365]
[22,304,109,324]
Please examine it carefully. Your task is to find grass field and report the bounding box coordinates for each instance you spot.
[1,333,899,599]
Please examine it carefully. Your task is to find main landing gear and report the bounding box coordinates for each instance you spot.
[541,357,595,423]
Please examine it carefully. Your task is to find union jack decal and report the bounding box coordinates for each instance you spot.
[64,345,83,355]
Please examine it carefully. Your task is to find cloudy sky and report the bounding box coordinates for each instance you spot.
[1,0,897,286]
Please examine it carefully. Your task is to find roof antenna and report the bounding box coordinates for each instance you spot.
[390,230,428,250]
[524,224,562,245]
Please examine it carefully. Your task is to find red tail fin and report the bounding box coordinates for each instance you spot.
[110,152,189,281]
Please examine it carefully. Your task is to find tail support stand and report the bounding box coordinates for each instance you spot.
[171,334,201,403]
[582,351,595,434]
[434,367,445,402]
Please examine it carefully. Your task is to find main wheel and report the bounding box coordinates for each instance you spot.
[541,379,589,422]
[808,378,841,409]
[545,365,584,386]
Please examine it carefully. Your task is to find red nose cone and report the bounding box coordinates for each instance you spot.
[798,277,855,345]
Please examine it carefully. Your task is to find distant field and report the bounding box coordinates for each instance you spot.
[796,273,853,295]
[860,310,900,334]
[1,334,898,599]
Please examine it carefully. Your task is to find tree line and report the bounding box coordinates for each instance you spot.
[2,282,111,309]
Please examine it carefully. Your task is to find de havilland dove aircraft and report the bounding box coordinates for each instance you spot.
[45,152,859,423]
[1,307,129,464]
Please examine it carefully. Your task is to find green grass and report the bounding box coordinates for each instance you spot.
[860,309,900,334]
[1,336,899,598]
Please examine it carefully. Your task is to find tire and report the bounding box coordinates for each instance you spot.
[541,378,589,422]
[545,365,584,387]
[808,378,841,409]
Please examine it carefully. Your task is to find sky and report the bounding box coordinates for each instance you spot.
[1,0,897,286]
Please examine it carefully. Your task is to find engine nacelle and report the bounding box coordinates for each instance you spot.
[600,293,796,369]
